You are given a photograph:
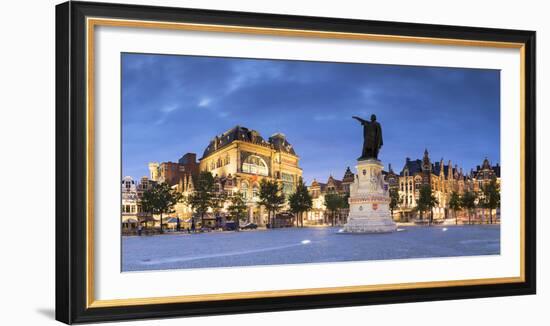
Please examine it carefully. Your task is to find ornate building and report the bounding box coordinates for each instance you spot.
[306,167,354,225]
[198,126,303,225]
[392,149,500,222]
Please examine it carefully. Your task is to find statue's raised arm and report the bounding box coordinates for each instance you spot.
[352,116,367,124]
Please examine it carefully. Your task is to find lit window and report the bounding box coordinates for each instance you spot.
[241,181,249,199]
[252,184,259,199]
[242,155,268,176]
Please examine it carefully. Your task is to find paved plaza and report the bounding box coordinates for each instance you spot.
[122,225,500,272]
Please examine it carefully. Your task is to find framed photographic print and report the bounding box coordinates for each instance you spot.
[55,1,536,324]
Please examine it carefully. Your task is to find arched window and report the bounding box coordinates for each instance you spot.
[252,183,259,199]
[242,155,269,176]
[241,181,249,199]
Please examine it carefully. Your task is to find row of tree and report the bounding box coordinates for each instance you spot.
[139,171,316,231]
[138,172,501,231]
[448,177,501,224]
[387,178,500,225]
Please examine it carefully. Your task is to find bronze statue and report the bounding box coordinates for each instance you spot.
[352,114,383,160]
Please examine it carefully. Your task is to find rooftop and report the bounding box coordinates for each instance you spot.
[202,126,297,158]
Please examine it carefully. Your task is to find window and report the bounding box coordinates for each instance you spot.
[242,155,268,176]
[252,184,259,199]
[241,181,249,199]
[282,173,294,195]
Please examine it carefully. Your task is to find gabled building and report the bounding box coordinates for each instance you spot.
[306,167,354,225]
[394,149,500,222]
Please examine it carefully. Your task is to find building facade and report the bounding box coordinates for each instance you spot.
[393,150,500,222]
[199,126,303,225]
[306,167,354,225]
[148,152,199,186]
[305,151,500,225]
[121,176,139,229]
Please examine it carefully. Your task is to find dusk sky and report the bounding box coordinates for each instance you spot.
[122,53,500,184]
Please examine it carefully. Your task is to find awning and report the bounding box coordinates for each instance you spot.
[165,217,181,224]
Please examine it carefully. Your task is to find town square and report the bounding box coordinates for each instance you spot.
[121,53,501,272]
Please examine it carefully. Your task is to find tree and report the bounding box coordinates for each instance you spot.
[324,193,344,226]
[140,182,182,234]
[449,191,462,225]
[482,178,500,224]
[227,192,248,231]
[186,171,215,229]
[389,188,400,220]
[417,184,438,225]
[210,190,228,228]
[462,190,477,225]
[258,179,285,228]
[340,193,350,225]
[288,177,313,227]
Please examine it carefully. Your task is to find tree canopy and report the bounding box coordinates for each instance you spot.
[461,190,477,224]
[227,192,248,230]
[482,178,500,224]
[449,191,462,224]
[258,179,285,227]
[140,182,182,233]
[389,188,400,218]
[186,171,216,227]
[417,184,438,224]
[288,177,313,227]
[324,193,345,226]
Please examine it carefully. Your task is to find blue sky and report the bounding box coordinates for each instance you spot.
[122,53,500,184]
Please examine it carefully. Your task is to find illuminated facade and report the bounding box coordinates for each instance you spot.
[306,167,354,225]
[199,126,303,225]
[391,150,501,222]
[305,152,500,225]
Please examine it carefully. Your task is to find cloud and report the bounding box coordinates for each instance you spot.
[160,104,179,113]
[198,98,212,107]
[122,53,500,183]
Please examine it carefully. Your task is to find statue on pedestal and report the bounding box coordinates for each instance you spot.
[342,114,396,233]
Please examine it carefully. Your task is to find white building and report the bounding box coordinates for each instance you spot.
[121,176,139,229]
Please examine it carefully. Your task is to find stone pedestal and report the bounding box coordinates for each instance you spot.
[342,159,397,233]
